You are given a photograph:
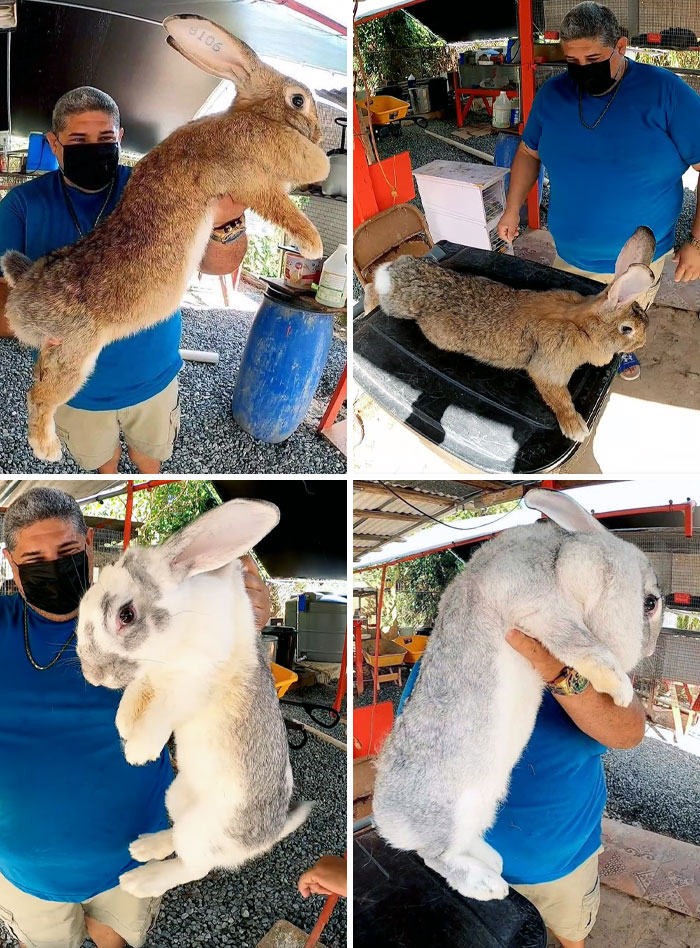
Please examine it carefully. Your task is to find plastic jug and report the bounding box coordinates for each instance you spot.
[492,91,511,128]
[315,243,347,308]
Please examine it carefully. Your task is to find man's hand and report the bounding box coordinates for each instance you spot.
[298,854,347,898]
[505,628,565,683]
[241,555,270,631]
[673,242,700,282]
[497,208,520,243]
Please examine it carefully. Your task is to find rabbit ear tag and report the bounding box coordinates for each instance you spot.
[523,488,607,535]
[163,15,259,85]
[162,499,280,578]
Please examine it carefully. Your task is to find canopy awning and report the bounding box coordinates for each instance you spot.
[354,0,520,43]
[2,0,346,153]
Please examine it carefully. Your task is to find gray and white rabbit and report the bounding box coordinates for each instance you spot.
[76,499,310,898]
[372,489,663,901]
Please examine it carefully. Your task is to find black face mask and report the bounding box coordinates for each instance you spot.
[60,141,119,191]
[567,51,618,96]
[18,551,91,616]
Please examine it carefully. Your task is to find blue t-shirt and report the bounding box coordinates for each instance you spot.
[399,659,607,885]
[523,60,700,271]
[0,166,182,410]
[0,594,173,901]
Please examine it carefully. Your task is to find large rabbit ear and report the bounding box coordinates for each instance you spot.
[604,264,656,310]
[614,226,656,276]
[163,15,260,85]
[161,500,280,578]
[524,488,607,535]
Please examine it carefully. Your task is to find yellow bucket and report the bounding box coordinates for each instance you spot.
[271,662,298,698]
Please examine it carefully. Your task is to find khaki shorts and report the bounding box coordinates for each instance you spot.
[0,869,161,948]
[511,847,603,943]
[552,251,671,311]
[54,377,180,471]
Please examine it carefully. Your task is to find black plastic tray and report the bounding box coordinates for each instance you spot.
[353,829,547,948]
[354,241,619,473]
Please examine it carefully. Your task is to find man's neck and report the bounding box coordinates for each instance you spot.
[24,598,78,623]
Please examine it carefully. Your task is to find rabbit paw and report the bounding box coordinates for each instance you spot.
[559,412,590,443]
[123,733,164,767]
[450,866,509,902]
[120,863,169,899]
[610,675,635,708]
[29,431,62,462]
[130,830,175,863]
[296,231,323,261]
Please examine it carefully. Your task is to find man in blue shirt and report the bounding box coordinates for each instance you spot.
[0,487,270,948]
[497,1,700,381]
[398,628,645,948]
[0,87,247,472]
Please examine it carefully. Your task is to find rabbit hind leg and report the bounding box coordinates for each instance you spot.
[422,851,509,901]
[27,342,100,462]
[119,856,207,898]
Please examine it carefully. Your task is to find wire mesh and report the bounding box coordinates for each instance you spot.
[0,513,128,597]
[544,0,632,34]
[296,193,346,256]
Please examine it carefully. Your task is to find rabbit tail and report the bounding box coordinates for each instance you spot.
[1,251,32,287]
[373,258,420,320]
[278,801,313,841]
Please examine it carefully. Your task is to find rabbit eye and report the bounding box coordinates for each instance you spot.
[119,603,136,625]
[291,94,305,109]
[620,324,633,335]
[644,594,659,613]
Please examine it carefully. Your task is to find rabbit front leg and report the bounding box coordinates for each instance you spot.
[275,136,331,187]
[528,371,589,443]
[541,623,634,707]
[115,677,155,743]
[251,187,323,260]
[28,341,100,461]
[121,691,176,766]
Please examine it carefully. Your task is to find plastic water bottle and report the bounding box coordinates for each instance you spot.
[493,91,511,128]
[315,244,347,308]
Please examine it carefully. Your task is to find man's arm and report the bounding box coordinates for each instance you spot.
[673,161,700,283]
[506,628,646,749]
[497,143,541,242]
[198,194,248,275]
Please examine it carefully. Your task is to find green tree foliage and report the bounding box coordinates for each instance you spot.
[355,11,456,89]
[357,502,518,630]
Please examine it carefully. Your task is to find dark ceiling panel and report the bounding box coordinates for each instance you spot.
[7,0,344,153]
[212,480,347,579]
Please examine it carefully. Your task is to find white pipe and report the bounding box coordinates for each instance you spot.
[179,348,219,365]
[422,128,495,164]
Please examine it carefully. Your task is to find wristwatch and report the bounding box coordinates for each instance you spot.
[211,213,246,245]
[688,235,700,254]
[546,665,589,696]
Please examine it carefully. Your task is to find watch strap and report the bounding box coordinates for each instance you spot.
[546,666,589,696]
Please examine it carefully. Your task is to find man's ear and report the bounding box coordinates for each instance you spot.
[45,131,60,161]
[3,548,22,593]
[118,127,124,144]
[85,528,95,584]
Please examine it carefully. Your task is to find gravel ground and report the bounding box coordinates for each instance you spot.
[0,683,347,948]
[0,303,346,475]
[603,736,700,847]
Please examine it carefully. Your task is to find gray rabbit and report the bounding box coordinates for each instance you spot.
[372,489,663,901]
[75,499,310,898]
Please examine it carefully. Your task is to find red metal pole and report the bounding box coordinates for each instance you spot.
[518,0,540,229]
[122,481,134,551]
[318,364,347,432]
[354,619,364,695]
[333,629,347,712]
[373,565,387,704]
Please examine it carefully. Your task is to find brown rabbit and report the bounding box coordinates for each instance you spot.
[1,15,330,462]
[374,227,657,442]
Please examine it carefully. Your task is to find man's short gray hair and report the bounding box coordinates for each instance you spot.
[3,488,87,553]
[52,86,120,135]
[560,2,621,47]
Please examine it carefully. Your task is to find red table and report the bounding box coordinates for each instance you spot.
[452,76,519,128]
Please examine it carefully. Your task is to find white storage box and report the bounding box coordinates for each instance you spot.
[413,160,511,253]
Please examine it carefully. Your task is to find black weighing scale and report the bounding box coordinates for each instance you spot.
[354,241,618,474]
[354,828,547,948]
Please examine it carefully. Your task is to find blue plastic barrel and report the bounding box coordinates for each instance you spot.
[494,133,545,224]
[231,288,334,443]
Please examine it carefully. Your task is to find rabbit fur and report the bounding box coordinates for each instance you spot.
[372,489,663,902]
[2,15,330,462]
[75,499,310,898]
[374,227,657,443]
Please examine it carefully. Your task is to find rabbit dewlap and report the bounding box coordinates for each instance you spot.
[1,15,330,462]
[372,489,663,902]
[75,500,310,898]
[374,227,657,443]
